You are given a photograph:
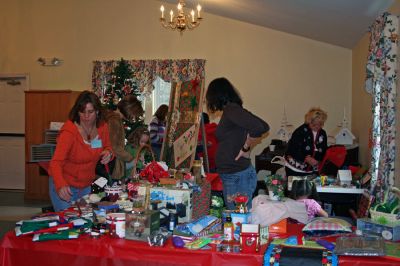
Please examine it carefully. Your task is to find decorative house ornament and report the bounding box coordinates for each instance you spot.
[329,108,355,145]
[276,107,293,142]
[159,0,203,34]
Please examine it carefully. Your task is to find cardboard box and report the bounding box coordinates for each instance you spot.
[125,210,160,241]
[149,187,193,223]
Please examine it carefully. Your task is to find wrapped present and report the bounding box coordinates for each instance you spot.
[192,180,211,220]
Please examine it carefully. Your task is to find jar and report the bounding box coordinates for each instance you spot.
[106,213,126,238]
[192,160,202,184]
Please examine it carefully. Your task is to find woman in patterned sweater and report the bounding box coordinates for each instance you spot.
[148,104,168,160]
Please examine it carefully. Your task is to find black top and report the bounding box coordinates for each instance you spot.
[285,123,327,173]
[215,103,270,174]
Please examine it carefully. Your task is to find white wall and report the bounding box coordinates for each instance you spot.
[1,0,352,162]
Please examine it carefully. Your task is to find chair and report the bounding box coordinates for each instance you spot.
[349,190,374,222]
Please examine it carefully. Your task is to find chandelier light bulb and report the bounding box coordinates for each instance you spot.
[159,0,203,34]
[197,4,201,18]
[160,5,165,18]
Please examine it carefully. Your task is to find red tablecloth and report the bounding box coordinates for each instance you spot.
[0,231,266,266]
[1,224,399,266]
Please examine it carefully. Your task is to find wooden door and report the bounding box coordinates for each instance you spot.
[25,90,80,200]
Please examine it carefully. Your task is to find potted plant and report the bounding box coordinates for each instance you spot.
[265,174,285,201]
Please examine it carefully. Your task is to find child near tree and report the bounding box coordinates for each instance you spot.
[125,127,151,178]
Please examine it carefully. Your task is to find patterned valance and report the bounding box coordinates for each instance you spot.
[92,59,206,97]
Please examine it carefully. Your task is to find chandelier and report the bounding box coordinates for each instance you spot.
[159,0,203,34]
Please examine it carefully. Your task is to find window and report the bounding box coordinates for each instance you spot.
[152,76,171,114]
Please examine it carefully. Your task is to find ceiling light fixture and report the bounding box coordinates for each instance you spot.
[37,57,63,67]
[159,0,202,34]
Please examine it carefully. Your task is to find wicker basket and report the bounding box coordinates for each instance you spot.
[370,205,400,226]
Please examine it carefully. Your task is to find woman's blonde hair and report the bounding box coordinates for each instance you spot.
[304,107,328,125]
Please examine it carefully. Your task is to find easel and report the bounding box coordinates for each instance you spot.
[200,114,210,173]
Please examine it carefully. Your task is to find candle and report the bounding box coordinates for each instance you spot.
[177,3,182,11]
[160,5,164,19]
[191,10,195,22]
[197,4,201,18]
[170,10,173,22]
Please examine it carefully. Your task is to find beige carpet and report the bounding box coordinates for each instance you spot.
[0,206,42,221]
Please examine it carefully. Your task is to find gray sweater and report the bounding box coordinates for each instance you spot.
[215,103,270,174]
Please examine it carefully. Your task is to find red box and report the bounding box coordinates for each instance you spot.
[240,224,260,253]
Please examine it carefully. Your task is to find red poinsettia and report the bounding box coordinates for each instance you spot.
[234,195,248,204]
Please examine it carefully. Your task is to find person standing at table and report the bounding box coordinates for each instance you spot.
[149,104,168,160]
[206,77,270,210]
[284,107,328,177]
[49,91,113,211]
[104,95,144,180]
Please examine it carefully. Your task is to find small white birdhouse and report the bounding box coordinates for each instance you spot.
[329,107,355,145]
[332,127,355,145]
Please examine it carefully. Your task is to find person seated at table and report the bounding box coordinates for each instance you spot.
[197,112,218,173]
[291,179,328,220]
[49,91,113,211]
[284,107,328,177]
[149,104,168,160]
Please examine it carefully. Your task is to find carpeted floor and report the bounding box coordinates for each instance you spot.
[0,190,51,239]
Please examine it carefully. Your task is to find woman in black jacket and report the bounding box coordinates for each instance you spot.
[285,107,328,177]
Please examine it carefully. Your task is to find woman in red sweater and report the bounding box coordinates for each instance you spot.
[49,91,113,211]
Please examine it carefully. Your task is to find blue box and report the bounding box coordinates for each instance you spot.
[357,218,400,241]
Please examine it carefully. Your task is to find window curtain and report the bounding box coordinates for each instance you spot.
[92,59,206,98]
[365,12,399,203]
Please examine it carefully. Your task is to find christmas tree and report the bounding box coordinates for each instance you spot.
[102,58,144,138]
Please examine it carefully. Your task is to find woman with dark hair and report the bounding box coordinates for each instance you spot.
[149,104,168,160]
[206,77,270,210]
[49,91,113,211]
[104,95,144,180]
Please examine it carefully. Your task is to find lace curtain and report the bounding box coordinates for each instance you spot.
[92,59,206,98]
[365,12,399,203]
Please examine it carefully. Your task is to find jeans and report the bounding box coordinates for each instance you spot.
[49,177,91,212]
[219,165,257,211]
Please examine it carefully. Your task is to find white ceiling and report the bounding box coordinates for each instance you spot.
[159,0,395,48]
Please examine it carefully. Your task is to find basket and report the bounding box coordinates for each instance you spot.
[370,205,400,226]
[131,144,155,177]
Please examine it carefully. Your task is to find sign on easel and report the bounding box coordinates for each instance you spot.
[161,79,205,169]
